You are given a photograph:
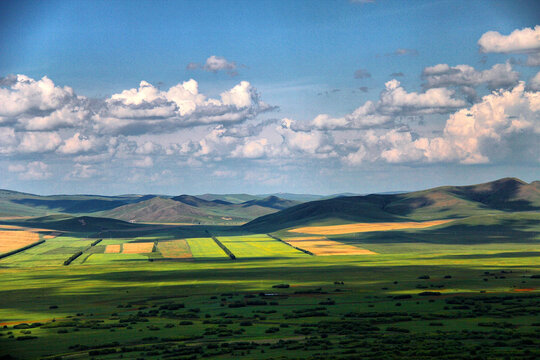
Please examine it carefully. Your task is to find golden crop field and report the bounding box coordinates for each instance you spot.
[104,244,121,253]
[284,237,376,256]
[288,219,453,235]
[122,242,154,254]
[0,230,40,254]
[157,239,192,258]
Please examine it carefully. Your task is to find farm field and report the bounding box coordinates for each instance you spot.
[0,229,40,254]
[288,219,454,235]
[186,237,230,259]
[157,239,192,258]
[216,234,310,259]
[282,236,377,256]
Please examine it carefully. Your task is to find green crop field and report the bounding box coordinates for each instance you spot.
[186,237,230,259]
[217,234,310,258]
[157,239,192,258]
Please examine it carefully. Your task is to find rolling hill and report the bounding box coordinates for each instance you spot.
[240,195,300,210]
[242,178,540,232]
[99,195,299,224]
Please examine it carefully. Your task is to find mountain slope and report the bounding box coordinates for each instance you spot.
[242,178,540,232]
[100,197,214,223]
[240,196,301,210]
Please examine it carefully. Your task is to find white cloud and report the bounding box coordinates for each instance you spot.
[478,26,540,67]
[528,71,540,91]
[204,56,238,74]
[383,82,540,164]
[57,132,98,154]
[95,79,273,135]
[0,128,17,154]
[67,164,98,179]
[133,156,154,168]
[478,25,540,54]
[212,169,238,178]
[135,141,162,155]
[187,56,241,76]
[8,161,52,180]
[18,132,62,153]
[378,79,466,115]
[422,62,519,90]
[0,75,77,118]
[231,138,268,158]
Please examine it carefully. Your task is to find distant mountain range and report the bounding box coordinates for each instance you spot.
[1,178,538,230]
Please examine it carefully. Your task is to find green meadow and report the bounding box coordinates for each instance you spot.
[0,216,539,360]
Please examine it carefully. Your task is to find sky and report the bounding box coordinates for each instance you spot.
[0,0,539,196]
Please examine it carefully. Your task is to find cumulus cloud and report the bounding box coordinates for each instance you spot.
[133,156,154,168]
[8,161,52,180]
[231,138,268,158]
[382,82,540,164]
[0,75,77,118]
[378,79,466,115]
[528,71,540,91]
[422,62,519,91]
[478,26,540,67]
[18,132,62,153]
[94,79,274,135]
[479,25,540,54]
[187,56,241,76]
[67,164,98,179]
[57,132,99,154]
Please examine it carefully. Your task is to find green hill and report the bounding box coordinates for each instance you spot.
[243,178,540,232]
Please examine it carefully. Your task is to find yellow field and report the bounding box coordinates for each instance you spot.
[157,239,192,258]
[104,244,121,253]
[122,242,154,254]
[289,220,453,235]
[0,224,53,232]
[0,230,40,254]
[284,237,376,256]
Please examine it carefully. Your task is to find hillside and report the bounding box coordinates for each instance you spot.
[243,178,540,232]
[99,195,293,224]
[240,195,300,210]
[100,197,219,224]
[0,189,155,217]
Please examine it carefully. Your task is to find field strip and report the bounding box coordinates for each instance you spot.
[105,244,121,253]
[157,239,193,258]
[206,231,236,259]
[283,237,376,256]
[289,219,454,235]
[0,229,42,255]
[122,242,155,254]
[267,234,314,255]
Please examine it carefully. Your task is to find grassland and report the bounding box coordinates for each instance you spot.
[0,193,539,359]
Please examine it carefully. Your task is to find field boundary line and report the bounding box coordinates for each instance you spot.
[0,239,46,260]
[63,238,102,266]
[267,234,314,256]
[206,230,236,260]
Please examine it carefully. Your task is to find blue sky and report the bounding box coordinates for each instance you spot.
[0,0,539,195]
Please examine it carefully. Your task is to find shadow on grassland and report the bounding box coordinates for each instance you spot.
[422,251,540,260]
[331,216,540,245]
